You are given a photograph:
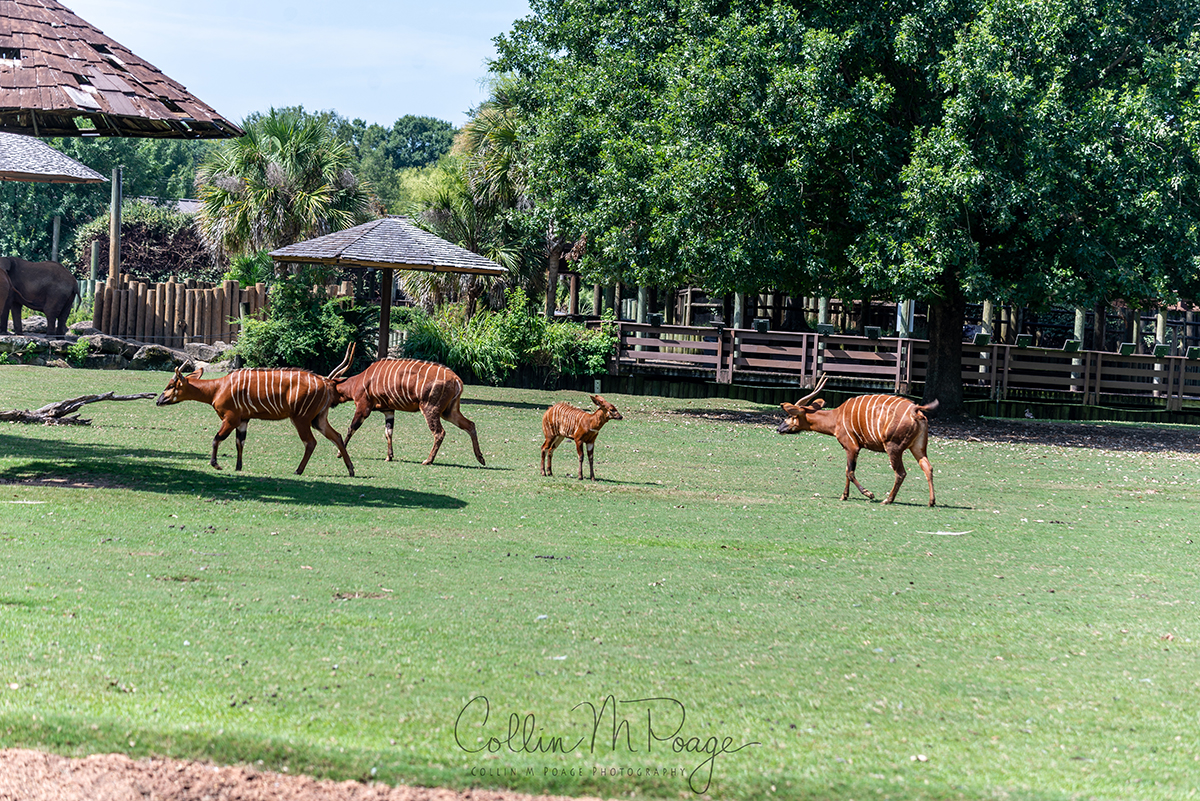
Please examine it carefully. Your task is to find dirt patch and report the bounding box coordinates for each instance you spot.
[0,474,127,490]
[0,749,611,801]
[931,417,1200,456]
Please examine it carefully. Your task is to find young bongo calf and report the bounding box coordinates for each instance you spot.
[776,375,937,506]
[155,365,355,476]
[540,395,623,480]
[332,358,485,466]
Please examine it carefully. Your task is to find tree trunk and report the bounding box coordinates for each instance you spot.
[545,245,562,320]
[1093,299,1108,351]
[922,272,965,414]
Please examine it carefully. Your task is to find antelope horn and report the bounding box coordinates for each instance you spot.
[327,343,355,380]
[793,374,829,406]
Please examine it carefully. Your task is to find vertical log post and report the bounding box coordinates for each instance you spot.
[135,282,148,341]
[50,215,61,263]
[172,280,185,348]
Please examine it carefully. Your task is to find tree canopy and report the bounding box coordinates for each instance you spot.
[492,0,1200,410]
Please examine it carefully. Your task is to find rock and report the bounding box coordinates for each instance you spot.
[16,315,47,334]
[130,345,179,371]
[82,334,126,355]
[46,358,72,369]
[49,340,73,356]
[82,353,127,370]
[184,342,221,362]
[69,321,100,336]
[0,336,35,354]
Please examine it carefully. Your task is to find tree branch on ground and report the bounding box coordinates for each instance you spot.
[0,392,157,425]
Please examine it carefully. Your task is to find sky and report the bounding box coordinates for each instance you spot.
[63,0,533,128]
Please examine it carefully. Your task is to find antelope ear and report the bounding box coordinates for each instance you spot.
[589,394,604,406]
[188,367,204,380]
[781,401,802,417]
[810,398,826,410]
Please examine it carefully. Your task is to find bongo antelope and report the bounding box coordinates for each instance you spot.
[332,358,485,466]
[777,376,937,506]
[540,395,623,480]
[155,349,355,476]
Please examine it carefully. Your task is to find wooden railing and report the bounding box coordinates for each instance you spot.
[610,322,1200,410]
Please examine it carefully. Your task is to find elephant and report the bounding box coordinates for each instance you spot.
[0,256,80,336]
[0,269,11,336]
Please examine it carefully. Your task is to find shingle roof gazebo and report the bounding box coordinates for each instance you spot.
[270,216,508,358]
[0,130,104,182]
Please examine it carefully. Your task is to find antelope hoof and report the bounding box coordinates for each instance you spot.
[211,463,222,471]
[421,459,433,465]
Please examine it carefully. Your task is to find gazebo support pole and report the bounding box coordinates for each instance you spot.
[377,267,394,360]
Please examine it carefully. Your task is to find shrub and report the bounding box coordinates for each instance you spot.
[66,294,94,328]
[397,288,615,383]
[233,267,374,374]
[71,200,219,282]
[223,251,274,287]
[65,339,91,367]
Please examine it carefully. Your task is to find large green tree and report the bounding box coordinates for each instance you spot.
[493,0,1200,412]
[899,0,1200,402]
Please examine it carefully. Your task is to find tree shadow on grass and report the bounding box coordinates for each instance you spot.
[0,435,465,510]
[462,398,553,412]
[670,405,1200,455]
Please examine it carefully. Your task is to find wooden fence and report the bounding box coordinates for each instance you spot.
[83,278,355,347]
[611,322,1200,410]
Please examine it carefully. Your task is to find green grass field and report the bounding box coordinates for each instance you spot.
[1,364,1199,800]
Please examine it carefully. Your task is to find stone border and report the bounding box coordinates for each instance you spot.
[0,317,234,371]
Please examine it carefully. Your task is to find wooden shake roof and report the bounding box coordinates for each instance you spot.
[0,0,242,138]
[270,217,508,276]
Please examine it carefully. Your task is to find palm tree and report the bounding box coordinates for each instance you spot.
[195,108,376,261]
[410,167,521,320]
[458,75,527,211]
[458,76,575,320]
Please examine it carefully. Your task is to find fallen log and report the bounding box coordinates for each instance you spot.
[0,392,157,425]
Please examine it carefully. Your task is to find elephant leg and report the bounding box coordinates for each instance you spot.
[10,301,21,335]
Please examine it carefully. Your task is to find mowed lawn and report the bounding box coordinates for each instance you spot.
[0,363,1198,800]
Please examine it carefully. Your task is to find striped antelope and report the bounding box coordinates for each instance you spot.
[776,375,938,506]
[540,395,623,480]
[155,354,355,476]
[332,358,485,466]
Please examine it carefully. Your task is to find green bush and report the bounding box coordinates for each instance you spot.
[65,294,94,328]
[233,267,374,374]
[398,288,615,383]
[64,339,91,367]
[223,251,274,287]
